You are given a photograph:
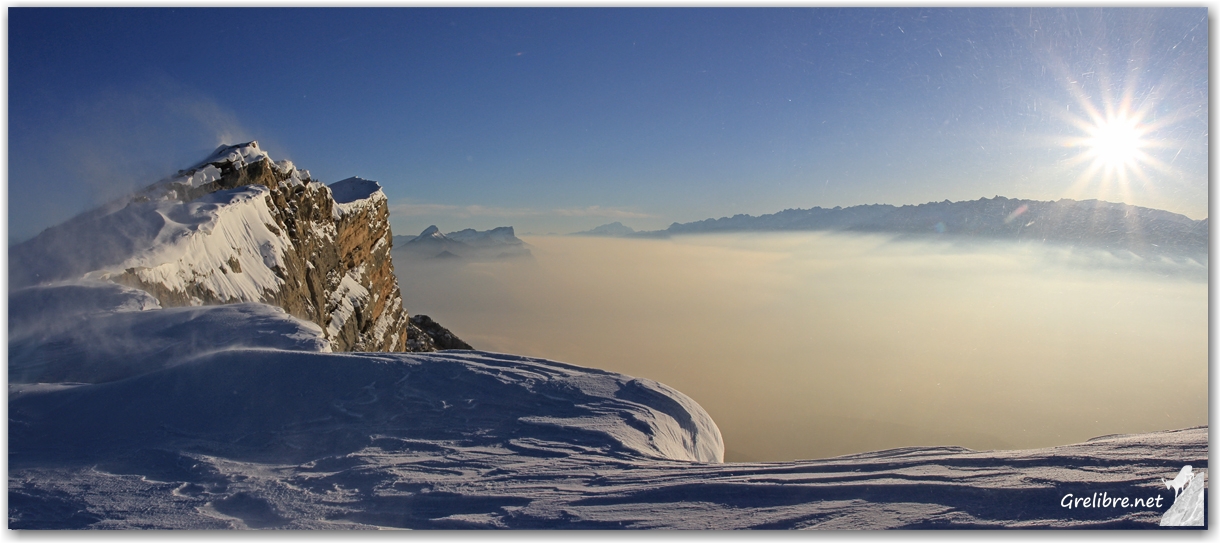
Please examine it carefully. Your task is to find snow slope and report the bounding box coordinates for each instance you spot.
[10,143,302,294]
[6,286,1205,529]
[98,185,296,304]
[11,349,721,465]
[10,281,330,385]
[9,356,1206,530]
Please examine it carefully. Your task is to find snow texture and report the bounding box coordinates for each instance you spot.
[6,287,1206,530]
[10,142,306,299]
[10,282,330,384]
[9,357,1207,531]
[325,266,371,339]
[329,177,387,221]
[329,177,384,205]
[94,185,295,305]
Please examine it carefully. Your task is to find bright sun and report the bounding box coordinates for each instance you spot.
[1083,114,1147,171]
[1059,96,1170,204]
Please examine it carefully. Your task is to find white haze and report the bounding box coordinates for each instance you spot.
[393,233,1207,462]
[8,78,260,244]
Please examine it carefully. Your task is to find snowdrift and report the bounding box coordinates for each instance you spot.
[10,278,721,464]
[10,281,330,384]
[12,349,724,465]
[8,302,1205,529]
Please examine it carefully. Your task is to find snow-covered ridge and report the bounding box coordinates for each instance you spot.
[326,174,383,206]
[9,142,418,352]
[90,185,295,305]
[140,141,314,204]
[189,140,272,171]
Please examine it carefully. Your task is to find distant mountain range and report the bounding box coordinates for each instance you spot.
[394,225,532,261]
[575,197,1208,259]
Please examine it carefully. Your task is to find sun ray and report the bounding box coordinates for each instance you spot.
[1054,77,1173,207]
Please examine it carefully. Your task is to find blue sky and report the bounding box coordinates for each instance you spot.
[8,8,1209,242]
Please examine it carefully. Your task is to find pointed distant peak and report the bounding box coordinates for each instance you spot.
[420,225,442,237]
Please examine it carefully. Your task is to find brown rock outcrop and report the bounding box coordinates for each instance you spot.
[13,141,465,352]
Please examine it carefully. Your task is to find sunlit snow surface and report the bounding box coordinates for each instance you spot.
[8,378,1207,530]
[7,259,1207,531]
[7,292,1207,529]
[9,143,307,297]
[9,281,331,384]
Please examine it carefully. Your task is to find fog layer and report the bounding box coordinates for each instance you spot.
[394,233,1207,462]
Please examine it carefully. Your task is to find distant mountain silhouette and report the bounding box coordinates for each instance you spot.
[395,226,532,261]
[569,222,637,237]
[635,196,1207,259]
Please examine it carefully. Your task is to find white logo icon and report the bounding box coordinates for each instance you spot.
[1159,466,1206,527]
[1162,465,1194,498]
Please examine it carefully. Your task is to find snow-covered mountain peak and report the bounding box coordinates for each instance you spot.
[190,141,268,171]
[328,177,387,220]
[329,176,384,204]
[10,143,429,353]
[134,140,316,205]
[419,225,444,238]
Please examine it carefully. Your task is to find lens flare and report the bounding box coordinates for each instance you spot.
[1083,113,1146,171]
[1057,87,1179,207]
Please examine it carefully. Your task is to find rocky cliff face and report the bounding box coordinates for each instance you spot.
[10,141,465,353]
